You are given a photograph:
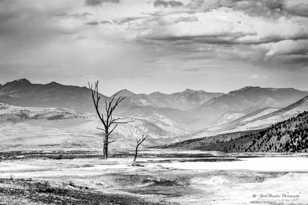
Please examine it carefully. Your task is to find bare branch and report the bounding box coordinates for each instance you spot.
[107,124,118,137]
[97,127,106,132]
[108,140,116,144]
[110,117,130,125]
[137,135,147,147]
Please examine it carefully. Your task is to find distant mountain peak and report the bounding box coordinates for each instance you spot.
[14,78,31,84]
[113,89,135,97]
[46,81,62,86]
[182,88,201,94]
[150,91,165,96]
[184,88,194,92]
[3,78,32,87]
[231,86,261,93]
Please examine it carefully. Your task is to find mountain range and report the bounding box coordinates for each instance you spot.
[1,79,307,127]
[1,79,308,151]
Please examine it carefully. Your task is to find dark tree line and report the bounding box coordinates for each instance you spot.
[224,111,308,152]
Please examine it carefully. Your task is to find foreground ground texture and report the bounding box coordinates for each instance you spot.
[0,150,308,205]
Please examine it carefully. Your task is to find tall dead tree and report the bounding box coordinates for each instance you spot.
[88,81,126,159]
[133,135,147,163]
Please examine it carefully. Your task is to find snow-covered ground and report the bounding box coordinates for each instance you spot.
[0,152,307,205]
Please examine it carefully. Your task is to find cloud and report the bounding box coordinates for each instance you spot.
[111,4,306,66]
[0,0,307,76]
[0,0,83,42]
[85,0,120,6]
[284,0,308,17]
[153,0,183,8]
[86,21,100,26]
[261,40,308,57]
[136,8,308,44]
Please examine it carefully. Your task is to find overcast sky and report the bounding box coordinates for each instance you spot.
[0,0,307,95]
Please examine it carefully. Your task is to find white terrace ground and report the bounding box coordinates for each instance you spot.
[0,151,308,205]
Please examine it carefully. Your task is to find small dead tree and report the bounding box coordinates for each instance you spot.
[88,81,126,159]
[133,135,147,163]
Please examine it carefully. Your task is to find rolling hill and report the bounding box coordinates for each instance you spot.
[166,111,308,153]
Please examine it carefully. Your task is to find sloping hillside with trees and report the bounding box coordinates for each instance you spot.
[167,111,308,153]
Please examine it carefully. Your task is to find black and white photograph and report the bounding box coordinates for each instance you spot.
[0,0,308,204]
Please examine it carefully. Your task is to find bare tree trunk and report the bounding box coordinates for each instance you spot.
[132,135,146,164]
[133,146,138,162]
[103,134,109,159]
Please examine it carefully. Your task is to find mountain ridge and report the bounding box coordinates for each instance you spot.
[1,79,308,132]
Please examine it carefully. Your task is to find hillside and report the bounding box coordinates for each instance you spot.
[190,86,308,128]
[164,129,264,150]
[0,79,96,113]
[222,95,308,132]
[167,111,308,153]
[0,103,82,122]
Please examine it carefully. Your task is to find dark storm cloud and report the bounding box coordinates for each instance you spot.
[86,21,100,26]
[145,28,308,47]
[85,0,120,6]
[272,54,308,66]
[154,0,183,8]
[148,33,248,45]
[186,0,308,18]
